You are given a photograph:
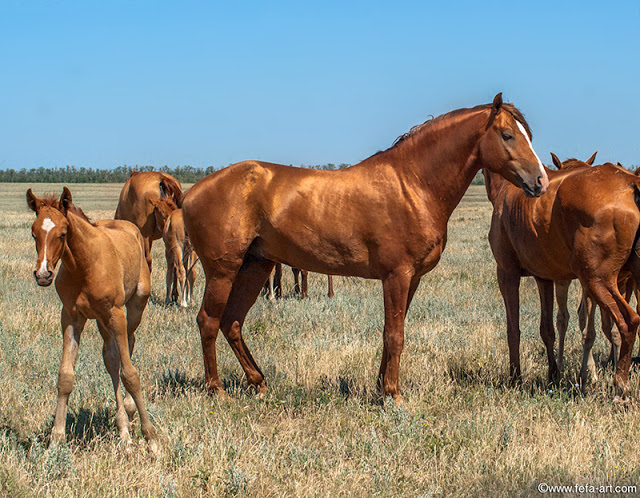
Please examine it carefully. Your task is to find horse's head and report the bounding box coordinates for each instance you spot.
[550,151,597,170]
[26,187,73,286]
[150,198,178,234]
[479,93,549,197]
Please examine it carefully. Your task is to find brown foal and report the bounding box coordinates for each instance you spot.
[151,198,198,307]
[27,187,158,451]
[182,94,548,402]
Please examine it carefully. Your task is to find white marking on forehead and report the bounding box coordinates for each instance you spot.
[516,121,545,176]
[42,218,56,232]
[37,218,56,275]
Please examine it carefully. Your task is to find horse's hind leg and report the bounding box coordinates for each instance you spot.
[535,278,559,383]
[197,265,241,394]
[106,307,157,449]
[327,275,334,298]
[220,256,276,395]
[554,280,571,374]
[122,281,150,420]
[583,279,640,398]
[300,270,309,299]
[97,321,132,443]
[51,309,86,444]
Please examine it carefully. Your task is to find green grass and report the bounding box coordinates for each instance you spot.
[1,183,639,496]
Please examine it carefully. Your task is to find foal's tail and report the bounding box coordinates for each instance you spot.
[159,175,183,208]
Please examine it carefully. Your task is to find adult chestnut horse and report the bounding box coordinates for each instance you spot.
[115,171,182,270]
[485,158,640,398]
[27,188,158,452]
[182,94,548,402]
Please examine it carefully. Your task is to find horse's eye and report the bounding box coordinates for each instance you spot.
[502,132,514,141]
[59,233,67,239]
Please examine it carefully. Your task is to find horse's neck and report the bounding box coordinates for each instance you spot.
[61,212,98,273]
[398,110,487,221]
[483,169,510,205]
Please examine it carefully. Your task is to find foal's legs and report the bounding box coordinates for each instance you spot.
[104,307,157,446]
[377,269,415,403]
[51,309,86,444]
[123,282,150,420]
[535,278,559,383]
[497,267,522,382]
[554,280,571,374]
[219,257,275,395]
[97,321,132,442]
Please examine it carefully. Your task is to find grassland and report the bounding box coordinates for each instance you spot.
[1,182,640,497]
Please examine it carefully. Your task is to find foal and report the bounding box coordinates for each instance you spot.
[151,198,198,307]
[27,188,158,451]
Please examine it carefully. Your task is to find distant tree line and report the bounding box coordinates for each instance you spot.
[0,163,352,183]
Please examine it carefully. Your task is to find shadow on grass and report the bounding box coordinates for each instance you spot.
[1,407,115,452]
[153,368,204,398]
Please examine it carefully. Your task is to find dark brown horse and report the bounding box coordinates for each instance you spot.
[115,171,183,271]
[183,94,548,402]
[486,157,640,398]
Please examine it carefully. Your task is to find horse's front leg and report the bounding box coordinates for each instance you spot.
[497,267,522,383]
[535,278,559,383]
[554,280,571,374]
[377,268,415,404]
[51,308,86,444]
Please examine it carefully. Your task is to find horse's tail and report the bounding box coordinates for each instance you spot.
[159,175,183,208]
[623,181,640,283]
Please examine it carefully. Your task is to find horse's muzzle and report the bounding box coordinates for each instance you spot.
[522,175,548,198]
[34,270,54,287]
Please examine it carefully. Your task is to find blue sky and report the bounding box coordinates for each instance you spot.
[1,1,639,170]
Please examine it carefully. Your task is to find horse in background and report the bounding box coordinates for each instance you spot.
[264,263,334,299]
[27,187,158,453]
[485,155,640,398]
[150,198,198,307]
[115,171,182,271]
[183,93,548,402]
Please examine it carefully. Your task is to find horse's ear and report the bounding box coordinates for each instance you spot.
[59,187,73,215]
[586,151,597,166]
[618,162,623,167]
[26,189,41,213]
[550,152,563,170]
[492,93,503,113]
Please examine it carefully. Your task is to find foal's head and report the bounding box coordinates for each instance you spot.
[26,187,74,287]
[479,93,549,197]
[150,198,178,233]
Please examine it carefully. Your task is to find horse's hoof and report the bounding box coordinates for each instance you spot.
[255,382,267,398]
[148,440,161,459]
[613,395,631,408]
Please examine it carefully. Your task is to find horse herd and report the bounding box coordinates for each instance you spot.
[25,93,640,453]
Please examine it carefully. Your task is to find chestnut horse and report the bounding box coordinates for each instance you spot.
[182,94,548,402]
[264,264,334,299]
[150,198,198,307]
[485,159,640,398]
[115,171,183,271]
[27,188,158,452]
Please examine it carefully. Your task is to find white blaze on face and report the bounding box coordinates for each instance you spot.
[516,121,545,177]
[38,217,56,274]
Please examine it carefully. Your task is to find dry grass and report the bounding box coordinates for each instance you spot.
[1,183,640,497]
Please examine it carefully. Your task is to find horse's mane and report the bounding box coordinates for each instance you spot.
[160,175,183,208]
[39,195,95,225]
[560,159,590,170]
[389,102,532,151]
